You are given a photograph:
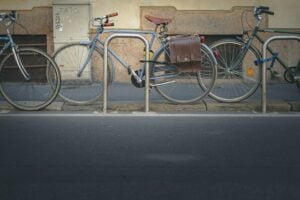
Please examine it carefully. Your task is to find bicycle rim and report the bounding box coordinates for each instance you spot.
[0,47,61,111]
[53,43,112,105]
[209,39,261,103]
[152,43,216,104]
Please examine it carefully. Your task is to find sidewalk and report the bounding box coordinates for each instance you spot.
[0,83,299,113]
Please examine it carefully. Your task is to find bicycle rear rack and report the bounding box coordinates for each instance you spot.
[103,33,150,113]
[262,35,300,113]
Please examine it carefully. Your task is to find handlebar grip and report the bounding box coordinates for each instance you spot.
[264,10,274,15]
[254,6,274,16]
[106,12,118,18]
[258,6,270,10]
[265,11,274,15]
[104,22,115,27]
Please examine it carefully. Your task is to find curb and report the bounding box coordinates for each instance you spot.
[1,100,299,113]
[56,100,297,113]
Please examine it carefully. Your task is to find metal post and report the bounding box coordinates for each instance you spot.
[262,35,300,113]
[103,33,150,113]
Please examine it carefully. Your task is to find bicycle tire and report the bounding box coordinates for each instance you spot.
[151,43,217,104]
[53,43,113,105]
[0,47,61,111]
[209,39,262,103]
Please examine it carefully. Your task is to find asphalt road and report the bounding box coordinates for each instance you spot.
[0,113,300,200]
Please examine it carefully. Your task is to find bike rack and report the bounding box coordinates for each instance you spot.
[103,33,150,113]
[262,35,300,113]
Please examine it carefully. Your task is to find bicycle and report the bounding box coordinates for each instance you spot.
[0,11,61,111]
[53,12,217,105]
[209,6,300,103]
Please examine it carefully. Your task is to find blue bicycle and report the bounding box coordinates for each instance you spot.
[0,11,61,110]
[53,12,217,104]
[209,6,300,103]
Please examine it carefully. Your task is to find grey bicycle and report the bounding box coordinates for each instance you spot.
[0,11,61,111]
[53,12,217,104]
[209,6,300,103]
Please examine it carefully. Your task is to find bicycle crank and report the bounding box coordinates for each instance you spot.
[131,69,145,88]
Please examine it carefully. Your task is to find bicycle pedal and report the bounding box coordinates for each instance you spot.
[270,70,281,78]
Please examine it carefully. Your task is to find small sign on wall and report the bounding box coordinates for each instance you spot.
[53,4,89,42]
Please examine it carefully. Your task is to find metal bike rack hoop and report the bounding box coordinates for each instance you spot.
[262,35,300,113]
[103,33,150,113]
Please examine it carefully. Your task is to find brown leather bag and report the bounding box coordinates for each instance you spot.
[169,36,202,72]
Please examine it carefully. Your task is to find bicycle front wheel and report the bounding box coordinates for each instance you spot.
[53,43,112,104]
[151,43,217,104]
[209,39,261,102]
[0,47,61,111]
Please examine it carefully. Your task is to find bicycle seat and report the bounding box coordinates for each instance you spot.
[145,15,172,25]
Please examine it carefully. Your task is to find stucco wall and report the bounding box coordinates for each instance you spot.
[0,7,54,53]
[0,0,51,10]
[1,0,298,83]
[1,0,299,29]
[92,0,300,29]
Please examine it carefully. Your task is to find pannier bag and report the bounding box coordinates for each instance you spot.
[169,35,202,73]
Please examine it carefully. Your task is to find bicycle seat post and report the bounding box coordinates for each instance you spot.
[159,24,168,41]
[145,15,171,41]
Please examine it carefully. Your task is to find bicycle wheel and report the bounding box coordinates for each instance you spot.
[209,39,261,102]
[53,43,112,104]
[0,47,61,111]
[151,43,217,104]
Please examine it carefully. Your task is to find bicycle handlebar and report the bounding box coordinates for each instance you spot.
[258,6,270,11]
[104,22,115,27]
[0,11,17,22]
[254,6,274,17]
[93,12,118,28]
[106,12,118,18]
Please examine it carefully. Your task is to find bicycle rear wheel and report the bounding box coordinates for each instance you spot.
[209,39,261,102]
[0,47,61,111]
[53,43,112,104]
[151,43,217,104]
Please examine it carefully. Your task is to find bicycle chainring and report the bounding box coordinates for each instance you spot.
[131,70,145,88]
[284,67,297,83]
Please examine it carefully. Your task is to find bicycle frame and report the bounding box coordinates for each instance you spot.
[76,27,158,79]
[256,29,299,71]
[74,18,218,88]
[234,17,299,73]
[0,28,30,80]
[0,36,11,55]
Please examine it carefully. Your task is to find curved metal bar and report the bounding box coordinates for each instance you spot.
[262,36,300,113]
[103,33,150,113]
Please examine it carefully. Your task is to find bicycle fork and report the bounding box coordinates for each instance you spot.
[6,28,31,81]
[11,45,31,81]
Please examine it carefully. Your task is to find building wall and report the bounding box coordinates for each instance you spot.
[93,0,300,29]
[92,0,299,82]
[0,7,53,53]
[1,0,299,82]
[1,0,299,29]
[0,0,51,10]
